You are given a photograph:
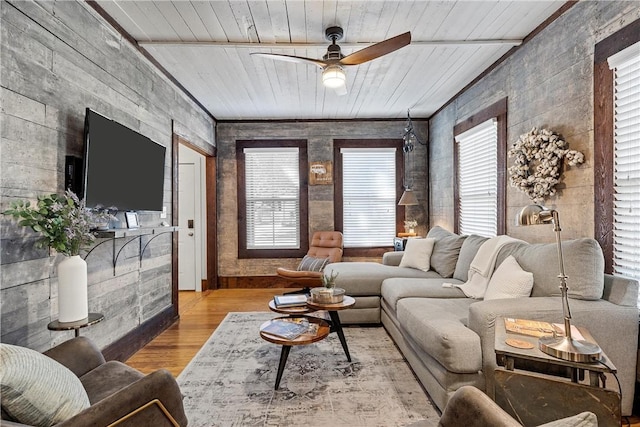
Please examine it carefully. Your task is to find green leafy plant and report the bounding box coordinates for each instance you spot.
[322,270,339,289]
[3,190,95,256]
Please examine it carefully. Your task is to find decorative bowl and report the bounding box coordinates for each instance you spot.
[310,287,345,304]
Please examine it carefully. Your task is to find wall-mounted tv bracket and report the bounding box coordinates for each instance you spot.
[84,226,178,275]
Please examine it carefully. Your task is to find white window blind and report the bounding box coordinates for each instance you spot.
[341,147,397,247]
[455,118,498,237]
[608,42,640,287]
[244,147,300,249]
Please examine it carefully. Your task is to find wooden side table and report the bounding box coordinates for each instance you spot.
[260,316,330,389]
[306,295,355,362]
[268,295,356,361]
[48,313,104,337]
[494,317,620,426]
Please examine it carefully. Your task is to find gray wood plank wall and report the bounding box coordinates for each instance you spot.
[1,0,214,351]
[428,1,640,241]
[216,119,429,277]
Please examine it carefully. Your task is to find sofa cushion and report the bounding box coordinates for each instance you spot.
[495,239,604,300]
[0,343,90,426]
[453,235,490,281]
[399,238,436,271]
[382,278,466,313]
[484,255,534,300]
[427,227,467,278]
[396,298,482,373]
[80,361,144,404]
[324,262,441,296]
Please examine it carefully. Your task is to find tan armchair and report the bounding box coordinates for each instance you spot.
[276,231,343,290]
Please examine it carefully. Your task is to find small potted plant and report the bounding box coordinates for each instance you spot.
[313,271,344,303]
[322,270,339,289]
[3,190,95,322]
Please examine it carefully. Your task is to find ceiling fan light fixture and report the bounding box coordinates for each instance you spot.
[322,65,346,88]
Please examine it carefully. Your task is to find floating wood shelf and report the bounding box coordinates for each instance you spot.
[85,226,178,275]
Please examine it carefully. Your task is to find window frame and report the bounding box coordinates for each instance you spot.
[334,139,404,258]
[453,98,507,236]
[236,139,309,259]
[593,18,640,274]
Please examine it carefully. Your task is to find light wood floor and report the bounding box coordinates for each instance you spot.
[126,289,640,426]
[126,288,285,376]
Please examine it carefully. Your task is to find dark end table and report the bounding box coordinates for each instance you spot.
[494,316,620,426]
[48,313,105,337]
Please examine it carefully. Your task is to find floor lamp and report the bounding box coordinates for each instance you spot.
[517,204,602,363]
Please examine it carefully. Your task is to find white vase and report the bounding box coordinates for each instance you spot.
[57,255,88,323]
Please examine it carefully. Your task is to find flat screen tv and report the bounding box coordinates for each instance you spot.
[83,108,166,212]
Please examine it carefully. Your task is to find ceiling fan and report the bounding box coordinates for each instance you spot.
[251,27,411,95]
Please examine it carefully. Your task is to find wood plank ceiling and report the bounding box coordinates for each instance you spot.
[94,1,564,121]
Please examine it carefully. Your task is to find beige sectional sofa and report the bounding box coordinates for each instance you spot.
[323,227,639,415]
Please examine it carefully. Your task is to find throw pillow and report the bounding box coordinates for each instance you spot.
[0,343,90,426]
[453,235,490,281]
[399,238,436,272]
[484,255,534,300]
[427,227,467,278]
[496,238,604,300]
[431,235,467,278]
[297,255,329,272]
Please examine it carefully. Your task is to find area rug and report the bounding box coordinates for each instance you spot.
[177,312,438,427]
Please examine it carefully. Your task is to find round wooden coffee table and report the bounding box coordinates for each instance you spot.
[268,295,355,363]
[305,295,356,311]
[306,296,355,362]
[260,316,330,389]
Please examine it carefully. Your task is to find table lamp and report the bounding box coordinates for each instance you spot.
[517,204,601,363]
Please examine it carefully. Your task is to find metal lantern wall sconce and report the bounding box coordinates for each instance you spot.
[398,110,425,206]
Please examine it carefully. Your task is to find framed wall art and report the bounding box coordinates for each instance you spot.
[125,211,139,229]
[309,161,333,185]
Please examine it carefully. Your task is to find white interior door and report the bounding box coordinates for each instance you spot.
[178,145,206,291]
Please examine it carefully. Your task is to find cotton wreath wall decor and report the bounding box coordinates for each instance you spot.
[508,127,584,203]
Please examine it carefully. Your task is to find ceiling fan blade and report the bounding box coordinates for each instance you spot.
[339,32,411,66]
[250,53,327,68]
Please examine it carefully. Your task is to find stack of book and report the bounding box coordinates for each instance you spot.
[273,294,308,308]
[504,317,585,340]
[261,318,311,340]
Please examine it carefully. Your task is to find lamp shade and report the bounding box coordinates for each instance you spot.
[322,65,346,88]
[398,189,418,206]
[516,204,554,226]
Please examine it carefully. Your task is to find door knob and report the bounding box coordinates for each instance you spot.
[188,232,194,236]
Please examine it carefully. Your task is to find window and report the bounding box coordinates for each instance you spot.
[593,19,639,288]
[455,119,498,236]
[453,98,507,237]
[608,42,640,284]
[236,140,308,258]
[334,139,404,256]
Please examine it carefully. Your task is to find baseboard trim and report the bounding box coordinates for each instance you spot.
[102,305,178,362]
[218,275,302,289]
